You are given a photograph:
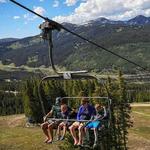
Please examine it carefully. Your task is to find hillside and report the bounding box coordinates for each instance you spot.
[0,105,150,150]
[0,15,150,73]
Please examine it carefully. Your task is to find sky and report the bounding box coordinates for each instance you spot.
[0,0,150,39]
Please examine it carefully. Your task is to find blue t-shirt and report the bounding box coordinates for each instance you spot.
[77,104,96,121]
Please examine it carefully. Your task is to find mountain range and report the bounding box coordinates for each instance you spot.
[0,15,150,74]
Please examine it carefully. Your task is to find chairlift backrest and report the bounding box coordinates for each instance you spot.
[61,97,111,117]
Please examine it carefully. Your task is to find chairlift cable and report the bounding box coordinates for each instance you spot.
[10,0,149,72]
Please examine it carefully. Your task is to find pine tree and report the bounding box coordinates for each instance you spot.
[117,70,132,149]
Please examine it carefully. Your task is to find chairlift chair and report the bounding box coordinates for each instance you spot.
[36,20,112,148]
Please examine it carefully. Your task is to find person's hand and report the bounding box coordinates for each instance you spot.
[43,116,47,122]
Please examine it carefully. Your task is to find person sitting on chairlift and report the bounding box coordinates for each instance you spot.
[56,104,72,141]
[41,97,63,144]
[85,103,107,148]
[69,98,96,146]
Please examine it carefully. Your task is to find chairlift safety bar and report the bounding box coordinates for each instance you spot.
[47,118,106,122]
[62,97,110,99]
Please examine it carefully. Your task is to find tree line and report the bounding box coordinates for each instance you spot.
[0,72,149,149]
[0,80,23,115]
[0,73,149,116]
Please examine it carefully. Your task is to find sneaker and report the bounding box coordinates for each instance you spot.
[77,143,83,147]
[93,143,98,149]
[59,136,65,141]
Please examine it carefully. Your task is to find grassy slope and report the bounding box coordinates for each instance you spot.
[0,115,59,150]
[0,107,150,150]
[128,107,150,150]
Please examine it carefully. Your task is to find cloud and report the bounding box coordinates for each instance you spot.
[23,6,45,23]
[0,0,6,3]
[64,0,78,6]
[39,0,44,2]
[53,0,150,24]
[33,6,45,15]
[13,16,20,19]
[53,0,59,7]
[23,13,38,22]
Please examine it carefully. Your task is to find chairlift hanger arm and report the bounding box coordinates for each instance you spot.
[10,0,148,72]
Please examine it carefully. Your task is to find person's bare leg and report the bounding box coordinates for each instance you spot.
[78,125,84,145]
[62,125,66,138]
[93,128,98,147]
[57,124,61,139]
[41,122,50,142]
[47,123,54,143]
[84,127,89,142]
[69,125,78,145]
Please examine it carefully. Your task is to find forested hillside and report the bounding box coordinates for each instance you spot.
[0,15,150,73]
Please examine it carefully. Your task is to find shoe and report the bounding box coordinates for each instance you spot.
[77,143,83,147]
[56,136,60,141]
[73,144,78,148]
[93,143,98,149]
[59,136,64,141]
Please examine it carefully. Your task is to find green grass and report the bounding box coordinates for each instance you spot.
[127,106,150,150]
[0,106,150,150]
[0,115,60,150]
[0,126,61,150]
[132,107,150,115]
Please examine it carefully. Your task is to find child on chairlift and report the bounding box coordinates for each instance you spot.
[85,103,107,148]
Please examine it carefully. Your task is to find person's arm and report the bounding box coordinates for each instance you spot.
[96,107,107,121]
[77,106,82,121]
[102,106,107,119]
[43,106,54,122]
[65,114,70,125]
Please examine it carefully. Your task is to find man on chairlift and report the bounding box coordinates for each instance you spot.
[69,98,96,146]
[41,97,63,144]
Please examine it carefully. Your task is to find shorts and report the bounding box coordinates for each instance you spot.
[86,121,101,128]
[47,119,61,128]
[71,121,85,127]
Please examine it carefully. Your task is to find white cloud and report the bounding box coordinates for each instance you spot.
[23,6,45,23]
[33,6,45,15]
[0,0,6,3]
[39,0,44,2]
[64,0,78,6]
[53,0,150,24]
[13,16,20,19]
[23,13,36,21]
[53,0,59,7]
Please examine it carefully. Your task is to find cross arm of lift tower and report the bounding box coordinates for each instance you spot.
[10,0,149,72]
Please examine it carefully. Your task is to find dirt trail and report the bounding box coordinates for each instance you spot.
[128,133,150,150]
[130,103,150,107]
[0,114,25,127]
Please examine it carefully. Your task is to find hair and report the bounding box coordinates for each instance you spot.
[95,103,102,109]
[60,98,67,105]
[61,104,68,112]
[81,97,89,104]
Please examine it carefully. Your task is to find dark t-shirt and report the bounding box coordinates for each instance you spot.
[51,105,61,118]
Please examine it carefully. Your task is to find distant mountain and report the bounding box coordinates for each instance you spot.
[88,15,150,25]
[0,38,19,44]
[127,15,150,25]
[0,15,150,74]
